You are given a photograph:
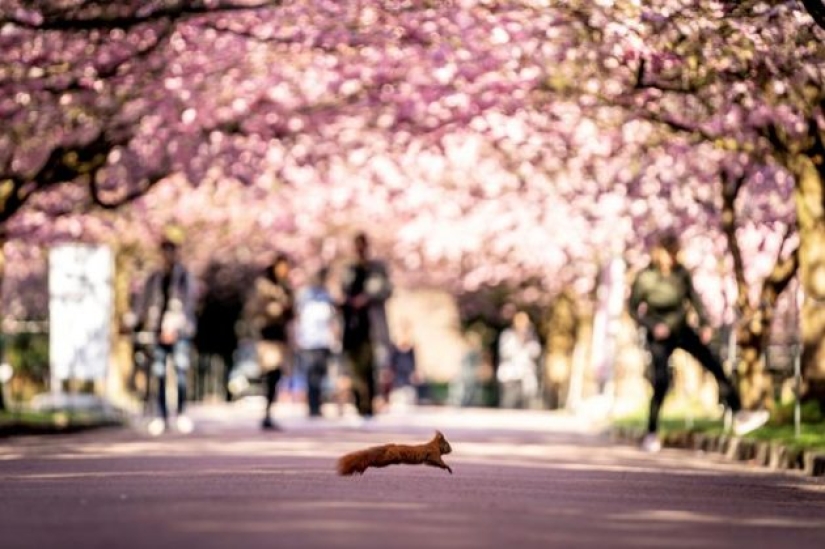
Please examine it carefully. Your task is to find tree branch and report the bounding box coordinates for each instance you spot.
[634,57,704,95]
[800,0,825,31]
[1,20,175,97]
[0,176,30,224]
[618,59,719,142]
[763,122,789,156]
[0,123,133,223]
[761,232,799,308]
[630,107,719,143]
[88,162,171,210]
[720,169,749,312]
[2,0,285,31]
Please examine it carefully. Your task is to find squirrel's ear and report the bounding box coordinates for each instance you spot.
[434,430,443,438]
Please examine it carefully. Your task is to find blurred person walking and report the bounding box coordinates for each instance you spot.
[496,311,542,409]
[194,261,244,402]
[629,231,769,453]
[339,232,393,419]
[243,253,295,430]
[387,321,419,408]
[137,232,197,436]
[450,329,485,407]
[295,267,338,417]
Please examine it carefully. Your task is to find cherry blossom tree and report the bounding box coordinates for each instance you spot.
[589,0,823,406]
[2,0,820,408]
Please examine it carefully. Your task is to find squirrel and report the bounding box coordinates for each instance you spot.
[337,430,453,476]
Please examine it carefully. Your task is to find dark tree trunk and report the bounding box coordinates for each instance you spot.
[722,170,798,410]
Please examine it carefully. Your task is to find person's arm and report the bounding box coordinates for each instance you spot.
[526,333,542,360]
[628,270,657,332]
[409,347,419,384]
[242,278,267,337]
[366,261,393,303]
[135,273,157,332]
[182,267,198,338]
[283,286,296,324]
[340,264,366,309]
[498,330,517,362]
[683,268,710,328]
[236,283,257,340]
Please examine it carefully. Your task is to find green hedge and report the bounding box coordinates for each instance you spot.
[1,331,49,384]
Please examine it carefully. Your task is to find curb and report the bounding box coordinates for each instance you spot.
[611,426,825,478]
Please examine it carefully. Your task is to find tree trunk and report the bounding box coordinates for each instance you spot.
[793,154,825,407]
[734,249,798,411]
[108,246,138,409]
[543,290,578,409]
[735,306,773,410]
[721,169,797,410]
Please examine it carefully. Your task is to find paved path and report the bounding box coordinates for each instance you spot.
[1,401,824,549]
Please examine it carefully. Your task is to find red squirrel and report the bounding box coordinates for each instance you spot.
[337,430,453,476]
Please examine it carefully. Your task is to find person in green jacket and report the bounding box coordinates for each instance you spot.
[629,232,769,452]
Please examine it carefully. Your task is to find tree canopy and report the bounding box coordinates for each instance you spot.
[1,1,822,324]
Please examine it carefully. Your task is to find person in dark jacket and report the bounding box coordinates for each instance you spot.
[244,253,295,430]
[387,322,419,407]
[629,231,768,452]
[194,261,243,402]
[339,232,392,419]
[138,235,196,436]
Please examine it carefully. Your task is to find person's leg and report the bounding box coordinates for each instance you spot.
[306,350,329,417]
[258,341,287,428]
[307,349,328,416]
[140,344,152,407]
[265,368,281,411]
[147,345,171,436]
[332,354,352,417]
[646,338,675,435]
[379,367,393,408]
[363,343,376,416]
[676,327,741,413]
[349,342,375,417]
[519,377,533,409]
[152,345,170,421]
[263,368,282,428]
[222,350,234,402]
[156,374,167,420]
[173,340,191,416]
[347,351,362,414]
[195,353,207,401]
[677,326,770,435]
[498,380,516,409]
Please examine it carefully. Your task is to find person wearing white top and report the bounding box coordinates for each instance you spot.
[295,267,338,417]
[497,311,541,409]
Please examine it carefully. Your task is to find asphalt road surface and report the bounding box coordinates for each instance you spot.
[2,400,824,549]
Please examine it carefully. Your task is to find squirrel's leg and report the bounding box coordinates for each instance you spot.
[427,456,453,474]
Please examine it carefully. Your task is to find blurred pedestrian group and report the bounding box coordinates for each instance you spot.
[128,228,589,438]
[129,230,418,434]
[122,225,772,450]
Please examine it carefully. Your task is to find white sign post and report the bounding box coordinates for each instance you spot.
[49,244,113,392]
[590,256,627,391]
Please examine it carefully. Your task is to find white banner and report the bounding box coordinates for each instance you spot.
[49,244,113,383]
